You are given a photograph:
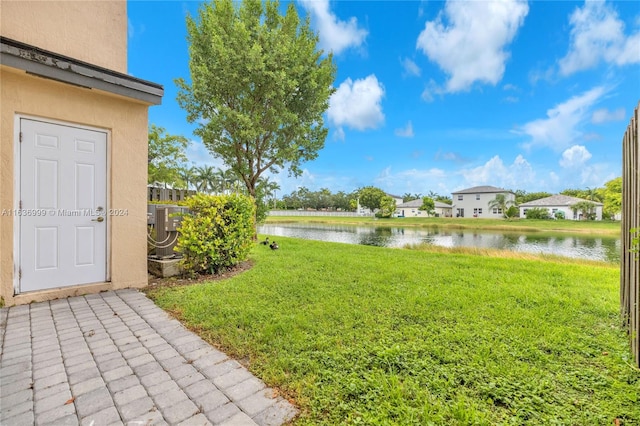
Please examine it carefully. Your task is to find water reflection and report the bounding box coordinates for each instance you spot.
[258,223,620,263]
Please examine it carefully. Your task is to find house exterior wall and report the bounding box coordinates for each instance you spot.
[0,0,127,73]
[435,206,453,218]
[519,205,603,221]
[0,67,149,306]
[396,208,427,218]
[452,192,515,218]
[396,206,452,218]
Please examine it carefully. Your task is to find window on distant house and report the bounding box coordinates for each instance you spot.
[476,194,480,200]
[478,208,482,214]
[492,208,502,214]
[523,209,528,216]
[473,208,482,216]
[458,195,463,200]
[552,208,558,213]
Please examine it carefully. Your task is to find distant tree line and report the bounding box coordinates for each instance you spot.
[147,126,623,221]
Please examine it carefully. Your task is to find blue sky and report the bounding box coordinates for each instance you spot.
[128,0,640,197]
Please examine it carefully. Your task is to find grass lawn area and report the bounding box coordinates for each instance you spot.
[146,237,639,425]
[264,215,621,236]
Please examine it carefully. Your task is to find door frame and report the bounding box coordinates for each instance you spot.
[13,114,112,294]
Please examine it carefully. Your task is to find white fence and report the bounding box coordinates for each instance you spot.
[267,210,372,217]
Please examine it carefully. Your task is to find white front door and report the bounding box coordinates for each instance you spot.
[19,119,107,293]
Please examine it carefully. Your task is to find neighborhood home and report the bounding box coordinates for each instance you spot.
[519,195,604,220]
[1,1,163,306]
[451,186,516,218]
[395,199,453,218]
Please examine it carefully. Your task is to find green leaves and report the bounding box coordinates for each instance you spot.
[419,197,435,216]
[357,186,386,212]
[147,124,189,186]
[177,0,336,199]
[377,196,396,219]
[176,192,255,275]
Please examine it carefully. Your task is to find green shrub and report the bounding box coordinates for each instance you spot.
[505,205,519,219]
[177,192,255,275]
[554,210,566,220]
[524,207,551,220]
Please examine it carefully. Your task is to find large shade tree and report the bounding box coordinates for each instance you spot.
[177,0,336,202]
[357,186,386,212]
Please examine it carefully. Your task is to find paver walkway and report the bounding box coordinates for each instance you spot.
[0,290,297,425]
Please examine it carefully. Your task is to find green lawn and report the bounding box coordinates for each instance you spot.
[146,237,639,425]
[265,215,621,236]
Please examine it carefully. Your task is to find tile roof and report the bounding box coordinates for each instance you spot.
[451,185,513,194]
[519,194,603,207]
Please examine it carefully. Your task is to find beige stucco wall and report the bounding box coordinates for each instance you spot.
[0,67,149,306]
[0,0,127,73]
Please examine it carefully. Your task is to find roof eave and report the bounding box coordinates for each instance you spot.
[1,37,163,105]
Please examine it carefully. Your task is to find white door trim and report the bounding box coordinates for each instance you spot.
[14,115,112,294]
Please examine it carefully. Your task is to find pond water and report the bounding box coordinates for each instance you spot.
[258,223,621,263]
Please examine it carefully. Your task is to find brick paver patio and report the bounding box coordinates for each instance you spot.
[0,290,297,425]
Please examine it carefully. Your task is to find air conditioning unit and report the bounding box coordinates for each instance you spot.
[147,205,189,258]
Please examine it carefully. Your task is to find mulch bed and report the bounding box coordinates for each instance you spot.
[145,260,255,290]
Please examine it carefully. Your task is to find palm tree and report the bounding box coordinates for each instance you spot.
[260,178,281,207]
[571,201,596,220]
[194,165,217,194]
[223,168,241,193]
[585,186,604,203]
[177,166,197,190]
[488,194,515,218]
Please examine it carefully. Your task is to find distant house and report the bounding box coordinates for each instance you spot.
[451,186,515,218]
[395,199,452,217]
[357,193,404,215]
[519,195,604,220]
[386,193,404,206]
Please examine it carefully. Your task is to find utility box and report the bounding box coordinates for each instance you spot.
[147,204,156,226]
[162,206,185,232]
[148,204,189,258]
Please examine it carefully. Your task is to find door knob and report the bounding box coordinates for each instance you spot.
[92,217,104,222]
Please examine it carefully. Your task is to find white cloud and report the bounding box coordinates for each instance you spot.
[460,155,535,189]
[416,0,529,93]
[591,107,626,124]
[401,57,421,77]
[559,0,640,75]
[434,150,469,164]
[503,83,518,91]
[518,86,606,150]
[299,0,367,55]
[373,167,448,195]
[333,127,345,141]
[421,79,442,102]
[327,75,385,132]
[395,121,414,138]
[559,145,592,168]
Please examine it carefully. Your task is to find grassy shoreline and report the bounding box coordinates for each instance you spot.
[147,237,638,424]
[264,215,621,236]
